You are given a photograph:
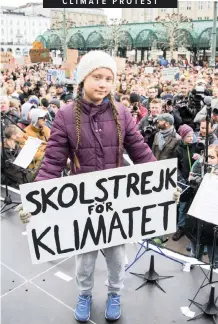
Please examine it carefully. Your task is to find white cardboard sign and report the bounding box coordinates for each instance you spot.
[162,67,179,81]
[13,137,42,169]
[20,159,177,264]
[188,173,218,226]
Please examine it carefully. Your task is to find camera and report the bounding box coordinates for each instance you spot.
[141,116,157,136]
[166,99,172,106]
[196,139,205,152]
[176,94,189,108]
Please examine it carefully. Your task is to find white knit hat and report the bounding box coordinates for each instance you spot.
[76,51,117,85]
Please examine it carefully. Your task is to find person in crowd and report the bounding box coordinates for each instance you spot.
[18,51,157,323]
[129,92,148,124]
[56,84,65,100]
[0,125,30,188]
[196,118,217,146]
[120,95,130,108]
[64,94,74,104]
[29,95,40,107]
[152,113,181,160]
[173,124,197,241]
[19,82,32,104]
[138,98,162,148]
[162,94,182,130]
[185,144,218,266]
[20,108,50,171]
[142,86,158,109]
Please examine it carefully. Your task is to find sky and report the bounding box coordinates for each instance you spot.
[1,0,122,19]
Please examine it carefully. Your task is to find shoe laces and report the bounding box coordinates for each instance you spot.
[108,294,120,307]
[77,295,91,309]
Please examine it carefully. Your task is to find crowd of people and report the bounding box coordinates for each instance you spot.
[2,51,218,322]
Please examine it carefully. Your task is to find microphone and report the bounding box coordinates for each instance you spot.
[203,96,212,108]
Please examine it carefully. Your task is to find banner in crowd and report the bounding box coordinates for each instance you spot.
[62,49,78,77]
[0,52,15,69]
[20,159,177,264]
[188,173,218,226]
[144,67,154,74]
[162,67,179,81]
[46,69,65,84]
[53,57,63,65]
[115,57,126,72]
[29,49,50,63]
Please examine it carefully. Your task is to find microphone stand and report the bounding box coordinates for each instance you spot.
[1,112,26,214]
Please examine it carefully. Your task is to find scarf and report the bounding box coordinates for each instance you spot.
[157,126,174,151]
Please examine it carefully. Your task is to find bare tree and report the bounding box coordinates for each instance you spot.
[155,13,193,60]
[101,18,131,57]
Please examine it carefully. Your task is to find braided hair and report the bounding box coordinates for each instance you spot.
[73,87,122,171]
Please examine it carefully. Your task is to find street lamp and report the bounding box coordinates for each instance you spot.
[210,1,217,68]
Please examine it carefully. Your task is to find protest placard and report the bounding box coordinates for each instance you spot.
[20,159,177,264]
[29,49,50,63]
[0,52,13,64]
[46,69,65,84]
[115,57,126,72]
[32,41,44,49]
[188,173,218,226]
[162,67,179,81]
[144,67,154,74]
[13,137,43,169]
[53,57,63,65]
[63,49,78,77]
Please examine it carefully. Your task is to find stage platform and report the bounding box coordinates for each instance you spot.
[1,186,218,324]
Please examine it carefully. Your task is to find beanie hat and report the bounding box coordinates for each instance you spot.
[76,51,117,85]
[29,95,39,107]
[50,98,60,109]
[162,94,173,100]
[130,92,140,104]
[178,124,194,139]
[29,108,47,126]
[157,113,174,126]
[64,94,73,103]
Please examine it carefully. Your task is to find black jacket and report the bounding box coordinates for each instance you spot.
[176,141,197,181]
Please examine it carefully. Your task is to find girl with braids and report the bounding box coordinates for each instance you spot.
[18,51,158,322]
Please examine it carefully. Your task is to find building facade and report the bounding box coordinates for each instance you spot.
[13,3,107,28]
[122,1,216,23]
[0,6,50,55]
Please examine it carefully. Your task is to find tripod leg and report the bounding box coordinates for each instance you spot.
[188,299,203,308]
[130,272,145,278]
[187,313,204,321]
[135,280,148,291]
[213,316,217,324]
[155,281,166,293]
[158,275,174,280]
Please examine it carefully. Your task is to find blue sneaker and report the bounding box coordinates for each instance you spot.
[74,295,92,322]
[105,293,121,321]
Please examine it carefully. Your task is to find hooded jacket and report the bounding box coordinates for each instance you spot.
[36,99,156,181]
[17,102,33,129]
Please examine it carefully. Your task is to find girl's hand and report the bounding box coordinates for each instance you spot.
[15,204,32,224]
[192,153,200,160]
[172,187,182,204]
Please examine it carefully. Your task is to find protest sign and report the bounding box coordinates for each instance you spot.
[0,52,13,64]
[53,57,63,65]
[115,57,126,72]
[162,67,179,81]
[24,56,31,64]
[13,137,43,169]
[32,41,44,49]
[188,173,218,226]
[20,159,177,264]
[47,69,65,84]
[63,49,78,77]
[144,67,154,74]
[29,49,50,63]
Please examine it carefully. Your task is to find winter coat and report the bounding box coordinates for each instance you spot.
[20,124,50,169]
[1,143,32,188]
[132,104,148,125]
[152,128,181,161]
[35,99,156,181]
[176,141,197,181]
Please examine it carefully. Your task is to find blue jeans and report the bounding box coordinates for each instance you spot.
[190,242,218,268]
[178,201,187,228]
